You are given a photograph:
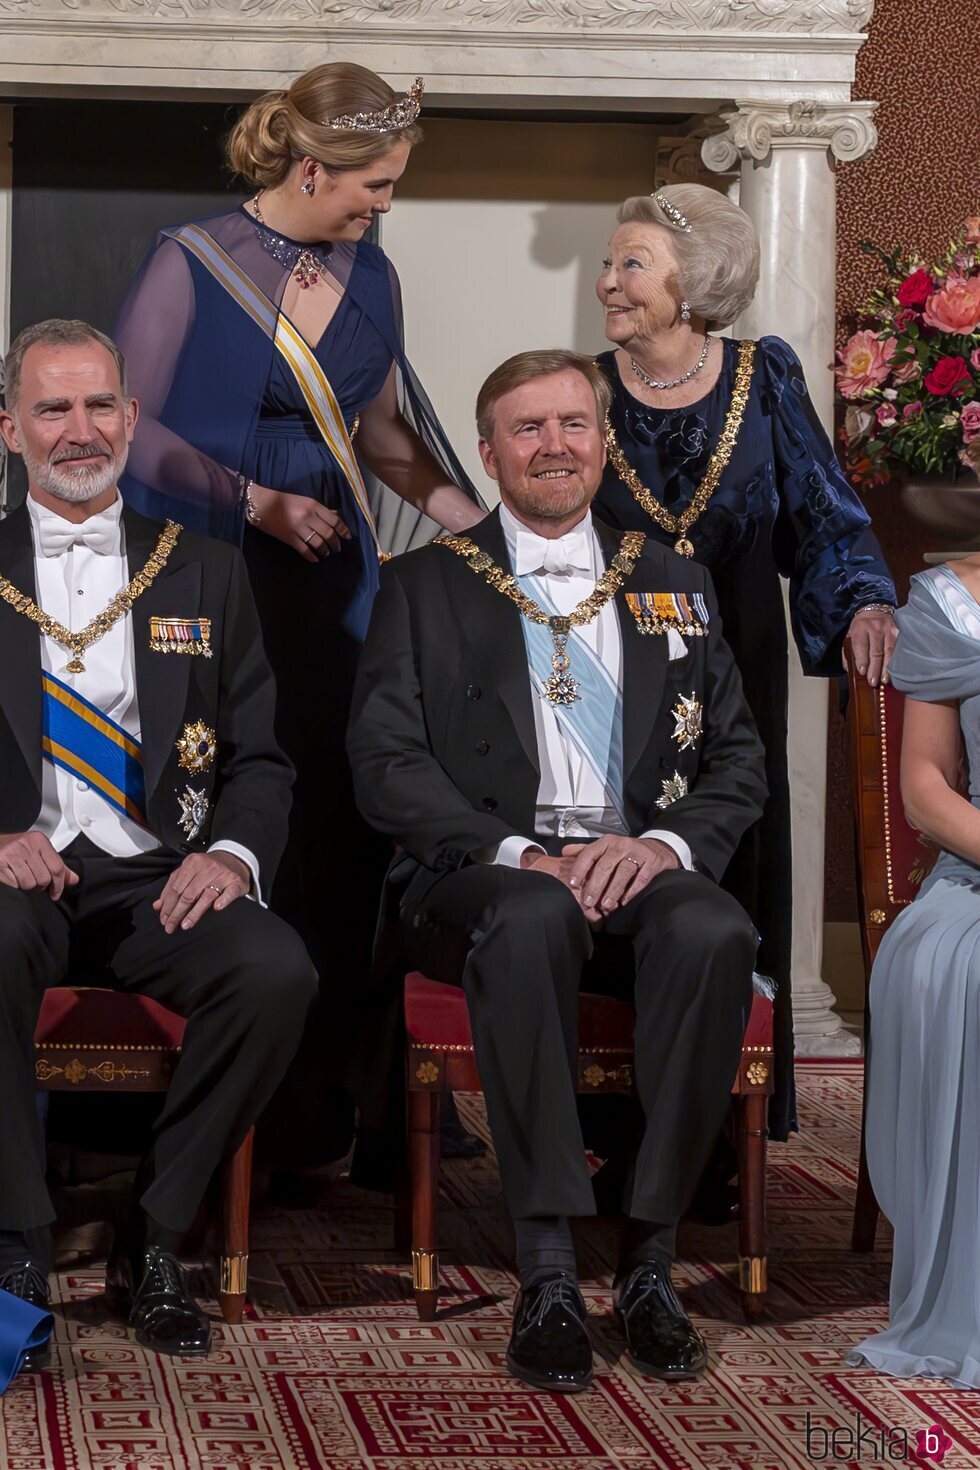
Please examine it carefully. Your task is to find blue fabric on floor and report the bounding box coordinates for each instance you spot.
[0,1286,53,1393]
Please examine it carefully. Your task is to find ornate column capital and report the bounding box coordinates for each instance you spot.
[655,118,738,191]
[701,99,878,171]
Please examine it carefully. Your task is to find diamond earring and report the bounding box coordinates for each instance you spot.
[301,179,315,196]
[680,301,691,322]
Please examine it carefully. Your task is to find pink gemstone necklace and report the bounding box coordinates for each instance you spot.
[251,195,331,290]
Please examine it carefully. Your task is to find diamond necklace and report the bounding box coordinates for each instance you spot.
[250,195,331,290]
[630,335,710,391]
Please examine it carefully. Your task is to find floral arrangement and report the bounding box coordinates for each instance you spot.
[836,219,980,487]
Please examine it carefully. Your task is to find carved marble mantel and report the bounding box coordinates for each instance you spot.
[0,3,878,1054]
[0,1,873,105]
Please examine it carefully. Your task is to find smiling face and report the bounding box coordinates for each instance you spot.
[0,339,137,510]
[478,369,606,530]
[304,137,412,241]
[596,222,684,348]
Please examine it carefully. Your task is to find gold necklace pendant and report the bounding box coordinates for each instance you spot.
[65,654,87,674]
[543,625,580,705]
[604,339,756,554]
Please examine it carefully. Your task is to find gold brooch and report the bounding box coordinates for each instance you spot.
[671,693,703,751]
[176,721,217,774]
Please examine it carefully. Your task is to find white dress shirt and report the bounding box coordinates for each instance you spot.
[485,503,692,871]
[27,494,261,893]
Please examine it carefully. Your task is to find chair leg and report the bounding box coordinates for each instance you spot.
[409,1088,441,1322]
[219,1127,254,1325]
[736,1092,768,1323]
[851,1129,880,1252]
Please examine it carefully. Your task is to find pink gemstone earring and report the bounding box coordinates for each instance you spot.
[301,179,315,196]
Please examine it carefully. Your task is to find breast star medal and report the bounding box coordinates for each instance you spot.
[175,721,217,774]
[656,771,689,809]
[671,693,703,751]
[178,787,209,840]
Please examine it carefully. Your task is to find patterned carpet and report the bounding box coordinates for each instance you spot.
[2,1060,979,1470]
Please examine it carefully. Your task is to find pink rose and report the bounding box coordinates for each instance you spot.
[971,347,980,370]
[965,218,980,246]
[961,401,980,443]
[923,276,980,335]
[876,402,897,427]
[894,308,918,330]
[892,357,922,386]
[835,330,898,398]
[903,400,923,420]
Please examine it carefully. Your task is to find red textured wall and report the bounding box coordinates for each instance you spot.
[825,0,980,922]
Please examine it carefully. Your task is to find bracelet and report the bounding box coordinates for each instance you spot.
[239,475,261,527]
[856,603,896,617]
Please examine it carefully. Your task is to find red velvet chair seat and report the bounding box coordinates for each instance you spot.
[36,989,187,1050]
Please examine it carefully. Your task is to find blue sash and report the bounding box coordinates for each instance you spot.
[517,573,626,824]
[0,1287,52,1393]
[41,672,147,826]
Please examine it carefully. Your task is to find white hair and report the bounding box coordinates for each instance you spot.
[618,184,760,329]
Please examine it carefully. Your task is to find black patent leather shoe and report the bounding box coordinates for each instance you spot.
[106,1247,212,1358]
[0,1262,52,1372]
[614,1260,707,1381]
[506,1274,593,1392]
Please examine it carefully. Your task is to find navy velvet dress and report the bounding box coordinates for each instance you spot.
[595,336,896,1138]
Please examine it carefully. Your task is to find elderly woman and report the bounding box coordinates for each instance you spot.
[593,184,897,1139]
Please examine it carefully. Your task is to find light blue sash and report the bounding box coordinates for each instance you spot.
[517,572,625,823]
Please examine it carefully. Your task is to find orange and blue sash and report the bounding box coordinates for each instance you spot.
[41,672,147,826]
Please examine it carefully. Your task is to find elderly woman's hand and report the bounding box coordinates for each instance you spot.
[846,607,898,687]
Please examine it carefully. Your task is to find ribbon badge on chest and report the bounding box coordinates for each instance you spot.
[625,591,708,639]
[150,616,213,657]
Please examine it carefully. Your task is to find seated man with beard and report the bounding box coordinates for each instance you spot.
[348,349,767,1391]
[0,319,315,1366]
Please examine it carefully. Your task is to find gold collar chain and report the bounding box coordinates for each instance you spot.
[0,519,182,674]
[603,338,756,557]
[435,527,645,706]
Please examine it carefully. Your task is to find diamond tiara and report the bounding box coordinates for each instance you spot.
[653,191,692,232]
[324,77,425,135]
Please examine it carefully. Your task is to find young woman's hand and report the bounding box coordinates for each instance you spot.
[249,486,351,562]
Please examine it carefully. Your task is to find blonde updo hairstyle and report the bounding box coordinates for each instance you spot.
[618,184,760,329]
[226,62,423,187]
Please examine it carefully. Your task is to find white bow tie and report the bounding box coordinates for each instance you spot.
[516,529,592,578]
[36,512,119,559]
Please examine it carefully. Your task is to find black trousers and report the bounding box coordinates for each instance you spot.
[402,864,756,1224]
[0,837,317,1235]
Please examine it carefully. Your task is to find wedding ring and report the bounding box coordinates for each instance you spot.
[623,856,641,868]
[304,530,318,545]
[207,883,224,894]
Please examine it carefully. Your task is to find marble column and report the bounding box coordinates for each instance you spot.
[703,99,878,1057]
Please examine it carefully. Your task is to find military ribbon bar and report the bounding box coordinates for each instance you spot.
[41,671,147,826]
[625,591,709,638]
[149,616,213,656]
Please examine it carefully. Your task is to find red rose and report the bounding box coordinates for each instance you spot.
[924,355,973,397]
[897,267,936,309]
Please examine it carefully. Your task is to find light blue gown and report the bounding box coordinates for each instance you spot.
[849,564,980,1388]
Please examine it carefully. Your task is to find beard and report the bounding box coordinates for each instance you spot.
[23,440,126,503]
[505,471,594,523]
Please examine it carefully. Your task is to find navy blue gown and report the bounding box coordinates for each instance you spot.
[595,336,896,1137]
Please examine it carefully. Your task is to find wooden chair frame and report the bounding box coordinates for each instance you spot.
[35,988,253,1324]
[406,982,774,1323]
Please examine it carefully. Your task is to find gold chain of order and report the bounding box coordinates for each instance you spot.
[434,528,645,706]
[434,528,645,630]
[0,519,182,673]
[603,338,756,558]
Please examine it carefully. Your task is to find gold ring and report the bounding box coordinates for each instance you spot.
[207,883,224,894]
[623,856,641,868]
[304,530,318,545]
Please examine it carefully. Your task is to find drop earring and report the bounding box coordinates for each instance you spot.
[301,179,315,196]
[680,300,691,322]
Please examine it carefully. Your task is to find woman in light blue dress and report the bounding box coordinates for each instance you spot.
[849,560,980,1387]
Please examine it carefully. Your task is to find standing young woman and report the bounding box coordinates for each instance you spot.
[114,64,484,1168]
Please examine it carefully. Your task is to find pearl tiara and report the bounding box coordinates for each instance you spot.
[323,77,425,134]
[653,191,692,232]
